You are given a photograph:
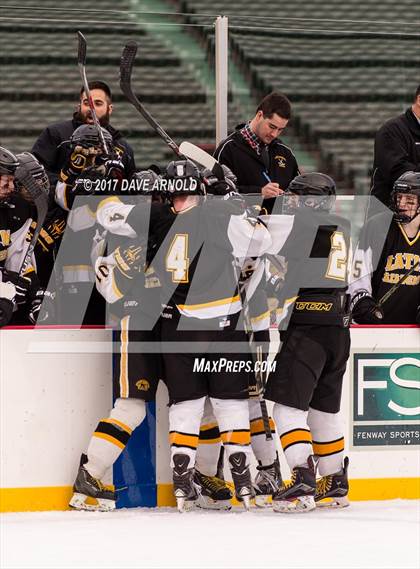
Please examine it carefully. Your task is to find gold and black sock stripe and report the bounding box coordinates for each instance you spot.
[220,429,251,446]
[170,431,199,450]
[199,422,221,444]
[280,428,312,452]
[250,416,276,437]
[313,437,344,457]
[93,418,133,450]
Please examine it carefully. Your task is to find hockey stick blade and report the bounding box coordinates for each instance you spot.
[179,141,227,181]
[14,166,49,276]
[77,31,109,155]
[179,142,217,170]
[77,31,87,66]
[120,42,182,157]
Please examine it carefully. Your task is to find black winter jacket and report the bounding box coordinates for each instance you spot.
[214,127,299,195]
[371,108,420,206]
[31,114,136,189]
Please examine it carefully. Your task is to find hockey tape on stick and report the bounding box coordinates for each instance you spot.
[120,42,183,158]
[14,165,48,277]
[179,141,217,170]
[179,141,225,180]
[77,31,110,156]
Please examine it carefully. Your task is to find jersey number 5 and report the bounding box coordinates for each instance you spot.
[326,231,347,281]
[166,234,189,283]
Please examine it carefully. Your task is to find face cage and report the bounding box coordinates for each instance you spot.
[390,190,420,224]
[283,191,334,213]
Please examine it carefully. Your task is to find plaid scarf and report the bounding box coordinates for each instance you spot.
[240,122,264,155]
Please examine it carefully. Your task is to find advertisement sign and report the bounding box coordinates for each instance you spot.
[352,351,420,448]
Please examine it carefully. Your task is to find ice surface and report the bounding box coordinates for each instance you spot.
[1,500,419,569]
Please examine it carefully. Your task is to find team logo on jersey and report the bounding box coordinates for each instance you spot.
[136,379,150,391]
[275,155,286,168]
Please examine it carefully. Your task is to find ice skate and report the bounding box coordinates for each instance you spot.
[273,456,317,514]
[253,454,283,508]
[69,454,115,512]
[315,456,350,508]
[194,470,233,510]
[228,452,255,511]
[172,454,199,513]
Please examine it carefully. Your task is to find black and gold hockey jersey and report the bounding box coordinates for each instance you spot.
[350,213,419,324]
[0,196,35,275]
[137,199,272,320]
[270,208,351,328]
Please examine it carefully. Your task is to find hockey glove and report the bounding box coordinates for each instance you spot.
[1,269,34,306]
[0,281,16,327]
[94,157,125,182]
[351,291,384,324]
[59,146,98,185]
[28,289,56,324]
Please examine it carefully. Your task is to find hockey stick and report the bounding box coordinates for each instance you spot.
[77,31,110,156]
[120,41,183,158]
[179,141,217,170]
[15,165,49,277]
[377,259,420,307]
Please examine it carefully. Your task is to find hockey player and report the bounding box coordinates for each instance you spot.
[32,80,135,188]
[53,123,127,324]
[264,173,351,513]
[0,147,50,326]
[68,168,231,512]
[350,171,420,324]
[198,168,283,506]
[92,160,293,511]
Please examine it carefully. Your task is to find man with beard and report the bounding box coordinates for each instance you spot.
[32,80,135,187]
[29,81,135,317]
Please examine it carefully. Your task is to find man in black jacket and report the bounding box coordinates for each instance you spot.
[32,80,136,188]
[214,91,299,198]
[30,81,136,318]
[371,84,420,207]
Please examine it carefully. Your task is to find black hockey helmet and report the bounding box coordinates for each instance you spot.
[70,124,113,151]
[390,171,420,223]
[286,172,336,211]
[162,160,205,198]
[0,146,19,176]
[15,152,50,201]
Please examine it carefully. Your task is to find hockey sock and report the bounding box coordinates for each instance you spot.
[273,403,313,471]
[86,398,146,480]
[169,397,206,467]
[195,397,222,476]
[248,398,277,466]
[210,398,251,465]
[308,407,345,476]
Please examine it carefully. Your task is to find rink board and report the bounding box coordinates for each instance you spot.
[0,325,419,512]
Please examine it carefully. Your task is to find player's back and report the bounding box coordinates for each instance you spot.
[149,199,242,320]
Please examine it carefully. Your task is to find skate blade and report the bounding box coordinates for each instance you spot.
[69,492,115,512]
[255,494,272,508]
[241,495,253,511]
[195,495,232,511]
[316,496,350,509]
[273,495,316,514]
[176,497,196,513]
